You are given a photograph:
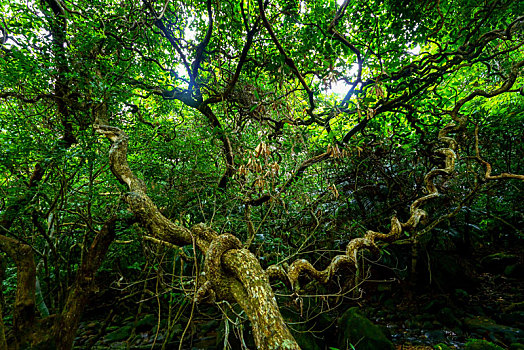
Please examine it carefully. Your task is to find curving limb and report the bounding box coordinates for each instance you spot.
[474,124,524,181]
[95,124,300,349]
[267,118,459,292]
[264,29,524,293]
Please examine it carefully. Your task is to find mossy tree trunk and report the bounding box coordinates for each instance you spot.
[52,218,117,349]
[0,218,117,349]
[0,235,36,346]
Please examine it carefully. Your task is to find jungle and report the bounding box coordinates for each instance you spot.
[0,0,523,349]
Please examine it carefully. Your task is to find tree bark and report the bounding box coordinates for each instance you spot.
[225,249,298,349]
[0,216,118,349]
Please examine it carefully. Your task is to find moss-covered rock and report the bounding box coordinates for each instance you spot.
[134,313,156,331]
[464,338,504,350]
[337,307,394,350]
[465,316,524,344]
[481,253,519,274]
[104,325,133,342]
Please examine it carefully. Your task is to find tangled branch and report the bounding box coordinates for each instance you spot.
[267,120,458,291]
[474,124,524,181]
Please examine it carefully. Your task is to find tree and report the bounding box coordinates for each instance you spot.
[0,0,522,348]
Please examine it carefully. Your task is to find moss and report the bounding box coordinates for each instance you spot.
[465,339,504,350]
[104,325,133,342]
[337,307,394,350]
[434,344,453,350]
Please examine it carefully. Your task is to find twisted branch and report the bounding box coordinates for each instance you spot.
[266,32,523,292]
[195,234,242,303]
[267,120,459,291]
[474,124,524,181]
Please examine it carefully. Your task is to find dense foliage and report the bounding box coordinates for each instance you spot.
[0,0,522,348]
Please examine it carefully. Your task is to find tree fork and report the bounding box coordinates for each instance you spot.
[53,217,118,349]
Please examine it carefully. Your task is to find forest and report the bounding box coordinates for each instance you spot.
[0,0,523,349]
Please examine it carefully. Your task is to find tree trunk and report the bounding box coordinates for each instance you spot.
[53,218,117,349]
[225,249,299,349]
[0,235,36,346]
[0,217,117,349]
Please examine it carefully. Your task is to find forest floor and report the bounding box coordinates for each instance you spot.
[366,243,524,350]
[369,271,524,349]
[73,243,524,349]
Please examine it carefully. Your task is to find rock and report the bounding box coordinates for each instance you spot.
[464,338,504,349]
[424,329,446,343]
[337,307,394,350]
[134,314,157,331]
[104,325,133,342]
[437,307,462,327]
[464,316,524,344]
[481,253,519,273]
